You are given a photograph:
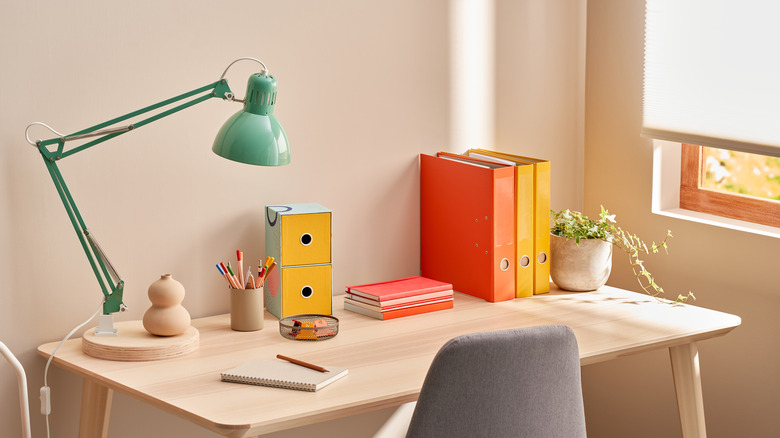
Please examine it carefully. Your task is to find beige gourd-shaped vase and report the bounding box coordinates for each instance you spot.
[143,274,191,336]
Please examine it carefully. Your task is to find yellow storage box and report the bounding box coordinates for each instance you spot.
[265,203,332,319]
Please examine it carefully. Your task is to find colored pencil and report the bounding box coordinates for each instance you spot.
[221,262,238,289]
[216,264,232,287]
[237,250,244,288]
[260,261,276,287]
[226,263,239,288]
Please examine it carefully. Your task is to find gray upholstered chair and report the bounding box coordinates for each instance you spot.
[376,325,586,438]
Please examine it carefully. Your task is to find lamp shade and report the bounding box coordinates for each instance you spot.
[212,73,290,166]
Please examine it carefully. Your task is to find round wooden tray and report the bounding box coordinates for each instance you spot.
[82,320,199,361]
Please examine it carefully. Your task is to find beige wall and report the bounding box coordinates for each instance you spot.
[496,0,586,211]
[0,1,590,437]
[10,1,771,438]
[0,1,449,437]
[584,1,780,437]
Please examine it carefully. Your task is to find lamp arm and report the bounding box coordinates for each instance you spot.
[43,158,123,313]
[28,78,235,315]
[30,79,234,157]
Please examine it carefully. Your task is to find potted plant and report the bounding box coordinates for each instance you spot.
[550,207,694,303]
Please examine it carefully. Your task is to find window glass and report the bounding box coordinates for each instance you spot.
[679,144,780,229]
[701,147,780,201]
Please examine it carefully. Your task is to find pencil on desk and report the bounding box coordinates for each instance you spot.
[276,354,328,373]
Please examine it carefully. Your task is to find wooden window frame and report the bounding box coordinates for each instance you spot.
[680,144,780,228]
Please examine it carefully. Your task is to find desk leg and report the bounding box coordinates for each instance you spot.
[79,379,113,438]
[669,343,706,438]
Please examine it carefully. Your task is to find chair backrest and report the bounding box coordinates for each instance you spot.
[405,325,586,438]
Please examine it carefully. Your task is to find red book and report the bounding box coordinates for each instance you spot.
[345,290,453,308]
[346,276,452,302]
[343,299,453,320]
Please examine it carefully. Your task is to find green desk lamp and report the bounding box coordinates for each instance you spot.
[25,57,290,335]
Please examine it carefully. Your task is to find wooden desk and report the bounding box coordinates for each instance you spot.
[39,285,740,438]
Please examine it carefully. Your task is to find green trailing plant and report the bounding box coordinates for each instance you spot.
[550,206,695,304]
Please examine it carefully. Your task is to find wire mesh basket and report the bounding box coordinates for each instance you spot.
[279,314,339,341]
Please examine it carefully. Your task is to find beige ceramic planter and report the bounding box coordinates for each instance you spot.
[550,234,613,292]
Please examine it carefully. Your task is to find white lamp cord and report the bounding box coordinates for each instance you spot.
[42,301,104,438]
[219,57,268,79]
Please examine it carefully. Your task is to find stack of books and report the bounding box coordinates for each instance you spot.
[343,276,454,320]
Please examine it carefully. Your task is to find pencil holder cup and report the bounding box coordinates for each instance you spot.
[229,287,265,331]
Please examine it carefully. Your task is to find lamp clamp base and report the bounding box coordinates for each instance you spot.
[94,314,118,337]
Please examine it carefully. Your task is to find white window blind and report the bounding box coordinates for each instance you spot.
[643,0,780,157]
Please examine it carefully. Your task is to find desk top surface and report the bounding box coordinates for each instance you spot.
[39,285,740,438]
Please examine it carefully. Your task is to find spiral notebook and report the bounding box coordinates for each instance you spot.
[220,358,348,392]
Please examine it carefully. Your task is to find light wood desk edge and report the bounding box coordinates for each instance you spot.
[38,285,741,438]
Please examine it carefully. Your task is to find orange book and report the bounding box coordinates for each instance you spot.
[420,153,516,302]
[343,299,454,320]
